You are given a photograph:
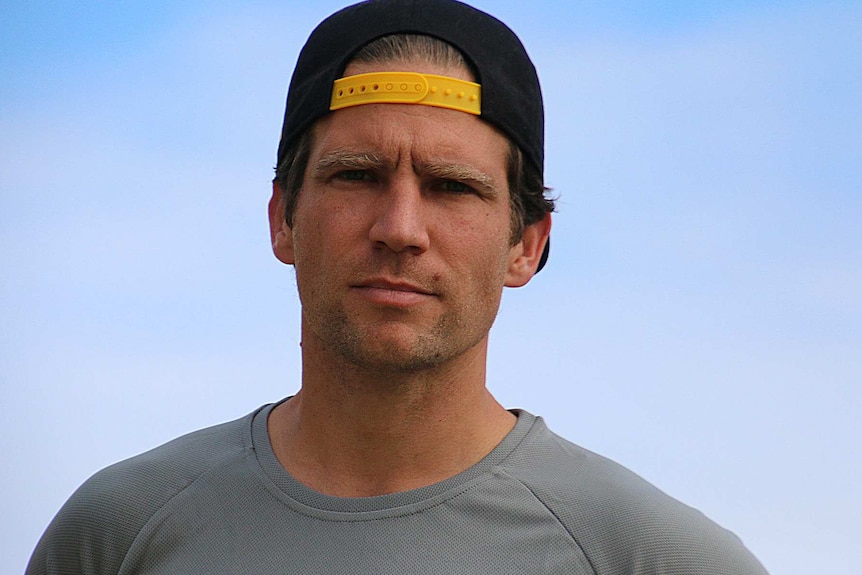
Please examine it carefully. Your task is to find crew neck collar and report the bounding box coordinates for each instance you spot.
[249,400,537,518]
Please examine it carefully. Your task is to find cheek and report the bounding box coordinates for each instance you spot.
[293,195,369,273]
[437,213,512,278]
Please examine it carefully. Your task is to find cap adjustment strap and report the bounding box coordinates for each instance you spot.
[330,72,481,115]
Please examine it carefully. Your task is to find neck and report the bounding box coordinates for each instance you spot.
[267,326,516,497]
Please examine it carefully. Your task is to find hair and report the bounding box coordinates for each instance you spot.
[274,34,554,243]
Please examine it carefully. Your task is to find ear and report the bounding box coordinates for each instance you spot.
[269,181,295,265]
[505,213,551,287]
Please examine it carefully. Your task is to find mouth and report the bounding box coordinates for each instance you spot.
[351,278,437,307]
[355,279,434,294]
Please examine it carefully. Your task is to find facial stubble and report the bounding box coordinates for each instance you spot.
[308,281,500,377]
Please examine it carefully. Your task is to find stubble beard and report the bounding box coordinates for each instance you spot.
[314,303,478,375]
[296,246,508,383]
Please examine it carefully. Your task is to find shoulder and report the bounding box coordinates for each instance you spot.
[500,413,768,575]
[27,409,259,575]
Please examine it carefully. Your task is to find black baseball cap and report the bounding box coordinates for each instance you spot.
[277,0,550,271]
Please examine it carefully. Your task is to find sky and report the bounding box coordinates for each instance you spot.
[2,1,860,573]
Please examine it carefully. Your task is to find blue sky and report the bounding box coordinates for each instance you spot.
[2,1,860,573]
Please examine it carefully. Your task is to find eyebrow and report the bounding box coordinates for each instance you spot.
[311,150,500,196]
[311,151,390,179]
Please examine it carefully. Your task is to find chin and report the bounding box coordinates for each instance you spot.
[336,323,474,374]
[340,335,449,374]
[311,305,490,374]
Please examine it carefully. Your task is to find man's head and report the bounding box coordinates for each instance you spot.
[268,0,553,372]
[273,0,554,269]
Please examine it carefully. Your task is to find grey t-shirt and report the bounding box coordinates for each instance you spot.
[28,403,768,574]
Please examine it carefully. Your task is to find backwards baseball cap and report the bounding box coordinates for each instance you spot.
[277,0,550,271]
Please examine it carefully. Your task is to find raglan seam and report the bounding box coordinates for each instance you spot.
[115,446,251,574]
[498,468,600,575]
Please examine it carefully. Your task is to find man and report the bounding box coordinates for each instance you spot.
[28,1,768,573]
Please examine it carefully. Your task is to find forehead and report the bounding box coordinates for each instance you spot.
[310,111,510,182]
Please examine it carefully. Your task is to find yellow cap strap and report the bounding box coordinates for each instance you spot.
[330,72,481,115]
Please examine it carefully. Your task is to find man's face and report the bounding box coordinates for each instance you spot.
[273,60,541,373]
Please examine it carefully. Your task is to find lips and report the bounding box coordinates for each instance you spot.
[351,278,437,307]
[356,278,434,294]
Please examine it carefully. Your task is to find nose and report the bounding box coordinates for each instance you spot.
[368,176,430,255]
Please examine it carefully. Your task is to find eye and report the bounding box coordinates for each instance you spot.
[439,180,473,194]
[337,169,371,182]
